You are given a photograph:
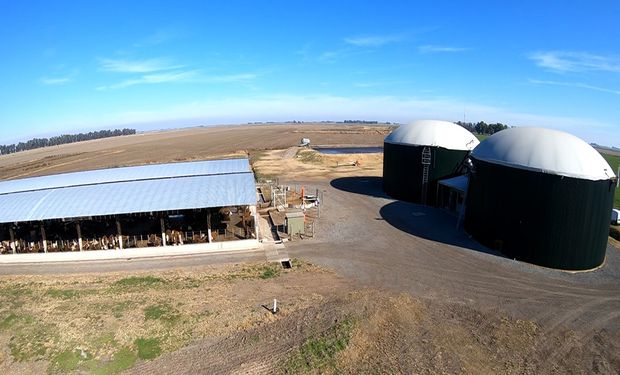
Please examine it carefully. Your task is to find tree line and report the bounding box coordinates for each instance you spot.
[455,121,510,135]
[343,120,379,124]
[0,128,136,155]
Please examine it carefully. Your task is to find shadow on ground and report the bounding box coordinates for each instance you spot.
[330,176,389,199]
[379,200,501,256]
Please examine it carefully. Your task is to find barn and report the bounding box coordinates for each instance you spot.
[383,120,479,205]
[0,158,258,255]
[464,127,617,270]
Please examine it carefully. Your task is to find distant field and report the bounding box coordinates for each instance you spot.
[600,152,620,208]
[475,134,488,141]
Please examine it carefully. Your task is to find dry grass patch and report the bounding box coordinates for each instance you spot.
[0,260,333,374]
[251,148,383,181]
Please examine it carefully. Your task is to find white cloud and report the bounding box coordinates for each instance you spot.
[97,70,198,90]
[206,73,257,83]
[317,47,374,63]
[529,79,620,95]
[40,77,72,85]
[97,71,257,90]
[353,79,414,88]
[418,45,470,54]
[528,51,620,73]
[344,34,402,47]
[98,58,184,73]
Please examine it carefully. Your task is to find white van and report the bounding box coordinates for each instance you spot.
[612,209,620,225]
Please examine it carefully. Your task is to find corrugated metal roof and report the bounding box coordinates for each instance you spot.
[0,158,250,195]
[0,173,256,223]
[0,158,256,223]
[437,175,469,192]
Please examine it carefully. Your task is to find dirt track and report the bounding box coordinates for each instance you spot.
[0,124,619,373]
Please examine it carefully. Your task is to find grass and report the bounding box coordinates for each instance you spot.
[144,303,180,322]
[296,149,323,164]
[283,317,355,373]
[248,149,278,183]
[111,300,136,318]
[113,275,166,287]
[91,331,118,348]
[51,349,89,373]
[0,261,297,373]
[475,134,489,141]
[134,337,162,360]
[0,313,30,330]
[8,320,57,361]
[600,152,620,208]
[45,288,83,299]
[87,347,137,375]
[259,265,280,279]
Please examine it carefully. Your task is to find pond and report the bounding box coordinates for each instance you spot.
[314,147,383,154]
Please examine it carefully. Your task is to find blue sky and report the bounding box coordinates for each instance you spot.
[1,1,619,146]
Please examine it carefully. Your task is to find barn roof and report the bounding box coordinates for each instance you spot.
[471,127,616,181]
[384,120,479,151]
[0,158,250,195]
[0,158,256,223]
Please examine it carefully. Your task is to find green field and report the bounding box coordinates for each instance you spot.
[600,152,620,209]
[474,134,488,141]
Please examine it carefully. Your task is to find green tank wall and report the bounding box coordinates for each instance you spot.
[464,159,616,270]
[382,142,469,205]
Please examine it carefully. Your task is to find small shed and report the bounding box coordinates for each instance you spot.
[285,211,305,236]
[437,175,469,214]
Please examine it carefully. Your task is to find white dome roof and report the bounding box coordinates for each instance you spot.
[471,127,616,181]
[384,120,479,150]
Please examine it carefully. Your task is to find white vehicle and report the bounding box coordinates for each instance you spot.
[612,209,620,225]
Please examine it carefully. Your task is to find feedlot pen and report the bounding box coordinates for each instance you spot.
[0,206,257,254]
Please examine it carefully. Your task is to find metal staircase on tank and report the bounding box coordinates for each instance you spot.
[420,146,432,204]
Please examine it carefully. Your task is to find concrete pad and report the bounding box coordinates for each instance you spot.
[0,239,259,264]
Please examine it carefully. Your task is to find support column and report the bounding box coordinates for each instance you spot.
[76,222,83,251]
[251,206,259,240]
[207,212,212,243]
[116,219,123,250]
[9,227,16,254]
[41,224,47,253]
[160,218,167,246]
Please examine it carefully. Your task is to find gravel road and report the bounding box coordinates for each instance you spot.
[286,176,620,333]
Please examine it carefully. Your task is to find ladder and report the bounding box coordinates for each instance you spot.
[272,186,287,210]
[421,147,431,204]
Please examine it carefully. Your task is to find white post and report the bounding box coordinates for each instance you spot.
[250,205,259,240]
[160,218,166,246]
[116,219,123,250]
[76,222,83,251]
[41,224,47,253]
[273,298,277,313]
[9,228,16,254]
